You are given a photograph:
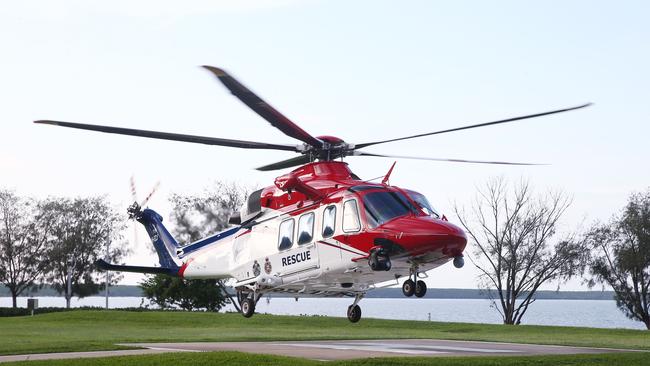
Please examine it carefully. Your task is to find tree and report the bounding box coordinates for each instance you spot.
[586,190,650,329]
[141,181,248,312]
[454,178,587,325]
[0,190,55,308]
[43,196,127,308]
[168,181,247,243]
[140,275,226,311]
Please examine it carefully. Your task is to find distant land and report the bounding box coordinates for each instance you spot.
[0,285,616,300]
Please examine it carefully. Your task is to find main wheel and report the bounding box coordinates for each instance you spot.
[347,304,362,323]
[414,280,427,298]
[241,298,255,318]
[402,279,415,297]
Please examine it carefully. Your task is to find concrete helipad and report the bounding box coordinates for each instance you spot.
[124,339,627,360]
[0,339,633,363]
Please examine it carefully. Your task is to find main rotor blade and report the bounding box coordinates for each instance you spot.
[355,151,546,166]
[256,155,312,171]
[203,66,323,149]
[356,103,592,149]
[34,120,300,151]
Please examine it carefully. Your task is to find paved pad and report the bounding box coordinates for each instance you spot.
[0,349,171,363]
[125,339,626,360]
[0,339,632,363]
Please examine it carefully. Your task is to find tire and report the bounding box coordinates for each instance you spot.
[402,279,415,297]
[241,298,255,318]
[414,280,427,298]
[347,304,362,323]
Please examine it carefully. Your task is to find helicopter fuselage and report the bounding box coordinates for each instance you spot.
[176,161,467,297]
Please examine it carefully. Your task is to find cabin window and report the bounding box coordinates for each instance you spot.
[278,219,294,250]
[342,199,361,232]
[408,191,441,219]
[322,205,336,238]
[297,212,315,245]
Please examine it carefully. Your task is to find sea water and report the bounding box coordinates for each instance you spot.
[1,296,645,330]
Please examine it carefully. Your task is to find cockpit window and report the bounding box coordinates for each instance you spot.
[362,191,418,228]
[408,191,440,218]
[342,199,361,232]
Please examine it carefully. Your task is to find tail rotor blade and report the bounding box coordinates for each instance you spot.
[132,222,140,248]
[140,181,160,207]
[130,175,138,203]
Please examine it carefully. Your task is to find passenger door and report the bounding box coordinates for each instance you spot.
[276,213,319,277]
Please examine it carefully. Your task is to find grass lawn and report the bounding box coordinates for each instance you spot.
[2,351,650,366]
[0,310,648,357]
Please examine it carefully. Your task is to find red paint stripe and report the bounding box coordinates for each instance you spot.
[317,241,366,256]
[235,229,252,238]
[177,258,194,278]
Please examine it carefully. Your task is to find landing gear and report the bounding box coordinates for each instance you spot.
[403,266,427,298]
[414,280,427,298]
[347,293,364,323]
[368,247,391,271]
[241,298,255,318]
[347,305,361,323]
[237,288,261,318]
[402,279,415,297]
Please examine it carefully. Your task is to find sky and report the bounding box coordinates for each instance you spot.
[1,1,648,290]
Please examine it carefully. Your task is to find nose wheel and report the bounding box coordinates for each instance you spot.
[402,267,427,298]
[402,279,415,297]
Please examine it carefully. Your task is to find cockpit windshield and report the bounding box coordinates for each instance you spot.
[362,191,418,228]
[408,191,440,219]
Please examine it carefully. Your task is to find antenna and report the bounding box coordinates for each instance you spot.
[381,161,397,185]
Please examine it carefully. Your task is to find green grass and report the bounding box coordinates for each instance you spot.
[2,351,650,366]
[0,310,648,356]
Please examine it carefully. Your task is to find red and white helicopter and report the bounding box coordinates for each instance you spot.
[35,66,589,322]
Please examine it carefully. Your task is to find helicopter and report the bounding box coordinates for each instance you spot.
[34,66,590,322]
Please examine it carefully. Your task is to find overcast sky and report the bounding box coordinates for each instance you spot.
[1,1,648,289]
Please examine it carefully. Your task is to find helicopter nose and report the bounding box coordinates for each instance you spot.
[380,216,467,256]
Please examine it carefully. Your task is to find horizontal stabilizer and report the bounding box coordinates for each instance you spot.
[95,259,178,276]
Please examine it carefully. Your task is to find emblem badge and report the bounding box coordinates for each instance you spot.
[264,257,272,274]
[252,260,261,277]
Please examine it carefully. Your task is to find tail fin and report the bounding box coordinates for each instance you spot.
[136,208,181,270]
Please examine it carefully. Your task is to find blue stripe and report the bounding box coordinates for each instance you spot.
[178,226,241,256]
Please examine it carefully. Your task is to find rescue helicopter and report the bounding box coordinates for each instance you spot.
[34,66,590,322]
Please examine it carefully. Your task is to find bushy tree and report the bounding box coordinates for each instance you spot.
[140,275,226,311]
[168,181,247,243]
[43,196,127,308]
[587,189,650,329]
[455,178,588,325]
[0,190,56,308]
